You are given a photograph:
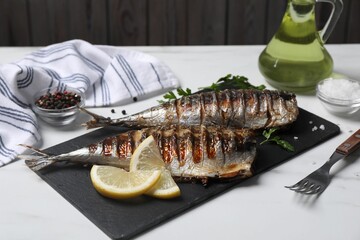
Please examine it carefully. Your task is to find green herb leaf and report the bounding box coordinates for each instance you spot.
[158,88,192,103]
[277,139,295,152]
[262,128,278,140]
[260,127,295,152]
[205,83,219,91]
[201,74,266,92]
[177,87,192,97]
[163,91,177,101]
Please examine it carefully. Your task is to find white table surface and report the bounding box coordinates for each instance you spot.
[0,44,359,240]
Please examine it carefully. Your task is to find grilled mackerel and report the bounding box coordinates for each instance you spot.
[20,125,256,181]
[82,89,298,130]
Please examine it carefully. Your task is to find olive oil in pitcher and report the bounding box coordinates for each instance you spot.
[258,0,343,92]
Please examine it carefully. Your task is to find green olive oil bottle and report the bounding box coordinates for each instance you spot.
[258,0,343,93]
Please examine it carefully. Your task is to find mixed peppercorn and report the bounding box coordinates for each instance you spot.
[35,90,82,109]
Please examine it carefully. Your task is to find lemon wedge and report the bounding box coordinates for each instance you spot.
[90,165,161,199]
[130,135,181,199]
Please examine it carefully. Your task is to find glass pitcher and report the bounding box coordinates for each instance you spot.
[258,0,343,93]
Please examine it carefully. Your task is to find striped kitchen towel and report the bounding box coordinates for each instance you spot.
[0,39,180,166]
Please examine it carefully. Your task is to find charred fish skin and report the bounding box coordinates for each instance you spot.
[20,125,256,181]
[82,89,298,130]
[162,125,257,180]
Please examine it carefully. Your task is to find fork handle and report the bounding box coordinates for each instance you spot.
[336,129,360,155]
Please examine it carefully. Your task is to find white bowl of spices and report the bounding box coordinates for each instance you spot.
[316,77,360,115]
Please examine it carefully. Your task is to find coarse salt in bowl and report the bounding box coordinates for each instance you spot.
[316,77,360,115]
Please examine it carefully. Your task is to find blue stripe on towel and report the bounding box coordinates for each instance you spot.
[61,74,91,89]
[30,43,78,57]
[0,76,29,108]
[116,55,144,95]
[99,78,105,105]
[43,68,57,90]
[16,66,34,89]
[0,106,38,130]
[0,136,16,159]
[28,43,105,74]
[110,62,133,97]
[150,63,164,88]
[43,68,90,91]
[0,119,39,141]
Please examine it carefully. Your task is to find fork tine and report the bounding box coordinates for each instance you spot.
[285,179,305,189]
[286,179,326,195]
[299,184,324,195]
[287,179,309,191]
[312,185,324,194]
[295,182,315,193]
[299,183,324,194]
[303,185,322,195]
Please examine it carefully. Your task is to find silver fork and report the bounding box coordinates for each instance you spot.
[286,129,360,195]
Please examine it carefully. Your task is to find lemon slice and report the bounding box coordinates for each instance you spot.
[90,165,161,199]
[130,135,165,170]
[145,169,181,199]
[130,135,181,199]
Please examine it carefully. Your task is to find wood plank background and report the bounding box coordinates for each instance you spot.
[0,0,358,46]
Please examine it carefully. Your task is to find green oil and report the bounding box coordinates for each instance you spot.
[258,0,333,92]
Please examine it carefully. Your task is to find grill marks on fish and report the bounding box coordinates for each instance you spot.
[91,130,145,161]
[96,126,256,179]
[21,125,256,180]
[82,89,298,130]
[147,125,256,179]
[178,89,296,129]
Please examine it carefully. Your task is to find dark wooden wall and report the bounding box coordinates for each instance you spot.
[0,0,359,46]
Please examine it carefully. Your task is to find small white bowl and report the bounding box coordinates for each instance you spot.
[32,87,85,126]
[316,78,360,115]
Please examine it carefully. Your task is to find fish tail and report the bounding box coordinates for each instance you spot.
[17,144,56,171]
[23,156,56,171]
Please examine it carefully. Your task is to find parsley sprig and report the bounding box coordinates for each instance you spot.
[260,128,295,152]
[159,74,265,103]
[159,87,192,103]
[201,74,266,92]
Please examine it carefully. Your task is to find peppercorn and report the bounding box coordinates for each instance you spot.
[121,110,127,115]
[111,109,115,113]
[35,90,82,109]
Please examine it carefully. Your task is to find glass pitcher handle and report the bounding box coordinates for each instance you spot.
[316,0,343,42]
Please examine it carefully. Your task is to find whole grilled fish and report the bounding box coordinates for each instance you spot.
[82,89,298,130]
[20,125,256,181]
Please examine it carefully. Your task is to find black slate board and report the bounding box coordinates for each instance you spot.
[32,108,340,240]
